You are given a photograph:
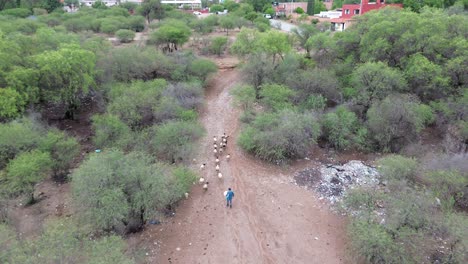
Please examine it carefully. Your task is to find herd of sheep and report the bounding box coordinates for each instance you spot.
[199,133,230,191]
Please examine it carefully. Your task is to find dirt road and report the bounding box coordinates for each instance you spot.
[137,61,348,264]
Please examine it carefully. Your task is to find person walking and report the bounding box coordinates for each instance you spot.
[225,188,234,208]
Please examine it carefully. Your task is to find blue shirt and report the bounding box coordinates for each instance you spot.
[226,190,234,200]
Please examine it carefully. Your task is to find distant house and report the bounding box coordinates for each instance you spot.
[330,0,402,31]
[80,0,201,8]
[276,2,308,15]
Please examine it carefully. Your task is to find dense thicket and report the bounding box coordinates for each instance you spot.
[0,3,216,252]
[344,154,468,263]
[232,7,467,160]
[0,219,133,263]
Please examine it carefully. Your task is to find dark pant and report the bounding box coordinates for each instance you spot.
[226,199,232,207]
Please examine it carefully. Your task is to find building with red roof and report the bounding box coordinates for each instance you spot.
[331,0,402,31]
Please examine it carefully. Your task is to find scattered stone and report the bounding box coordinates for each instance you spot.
[295,160,380,204]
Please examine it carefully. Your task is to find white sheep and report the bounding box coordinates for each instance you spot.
[213,136,217,142]
[203,182,209,190]
[184,192,189,199]
[213,149,218,154]
[219,147,224,153]
[215,157,220,164]
[213,143,218,149]
[215,164,220,171]
[218,172,223,179]
[200,163,206,170]
[199,177,205,184]
[226,154,231,161]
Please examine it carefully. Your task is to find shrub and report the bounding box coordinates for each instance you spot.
[343,187,386,213]
[423,170,468,212]
[91,114,133,150]
[231,85,257,110]
[5,150,53,203]
[285,68,341,104]
[0,220,133,263]
[33,8,48,16]
[106,80,167,128]
[38,129,79,178]
[238,109,320,162]
[127,15,145,32]
[64,18,90,32]
[96,46,176,83]
[72,150,195,234]
[348,220,409,264]
[100,19,121,34]
[259,83,295,111]
[0,8,32,18]
[321,106,362,150]
[210,36,228,56]
[367,94,428,152]
[188,59,218,82]
[0,87,27,120]
[0,118,44,169]
[151,121,205,163]
[115,29,135,43]
[162,81,204,110]
[299,94,326,111]
[377,154,418,183]
[294,7,304,14]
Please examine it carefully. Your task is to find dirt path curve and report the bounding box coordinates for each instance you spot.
[138,59,348,264]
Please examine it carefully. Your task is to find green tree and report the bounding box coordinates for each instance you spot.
[243,0,269,12]
[351,61,408,108]
[230,28,261,57]
[219,15,235,35]
[35,44,96,119]
[259,30,292,64]
[404,53,450,102]
[209,4,224,13]
[138,0,165,23]
[307,0,315,15]
[292,23,318,57]
[149,20,191,52]
[6,150,52,203]
[72,150,196,233]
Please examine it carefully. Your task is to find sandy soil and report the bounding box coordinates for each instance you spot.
[131,58,348,264]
